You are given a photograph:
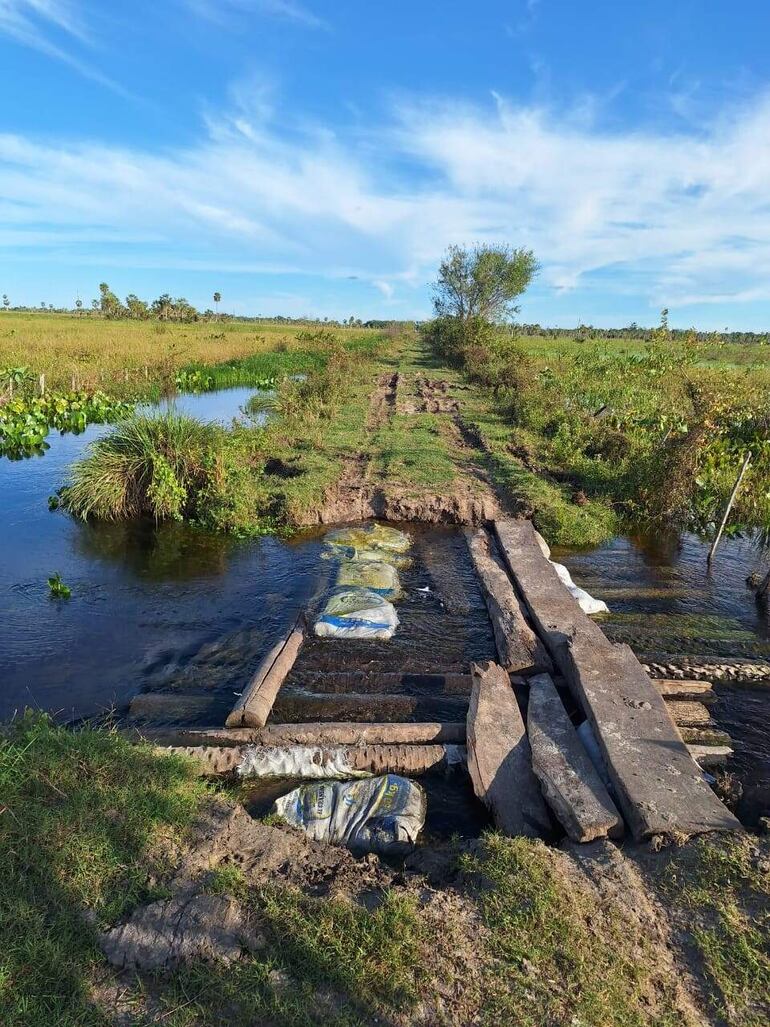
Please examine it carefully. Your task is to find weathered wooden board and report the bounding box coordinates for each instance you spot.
[665,701,714,728]
[160,743,460,778]
[527,673,623,842]
[688,745,733,768]
[494,518,741,839]
[654,679,716,702]
[271,692,469,723]
[126,721,467,748]
[464,528,553,674]
[287,671,472,696]
[226,618,304,729]
[466,661,552,837]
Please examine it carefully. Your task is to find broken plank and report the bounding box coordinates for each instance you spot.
[225,618,304,729]
[688,745,733,768]
[527,673,623,842]
[162,743,460,778]
[494,518,741,839]
[466,661,551,837]
[464,527,553,674]
[126,721,467,748]
[677,726,732,746]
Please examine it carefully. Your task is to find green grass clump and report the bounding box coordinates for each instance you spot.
[655,836,770,1026]
[0,713,209,1027]
[60,412,270,534]
[461,834,683,1027]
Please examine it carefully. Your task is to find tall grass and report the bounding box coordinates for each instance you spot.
[60,412,270,533]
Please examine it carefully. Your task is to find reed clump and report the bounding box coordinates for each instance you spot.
[60,412,269,533]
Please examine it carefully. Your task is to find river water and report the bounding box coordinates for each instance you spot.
[1,391,767,825]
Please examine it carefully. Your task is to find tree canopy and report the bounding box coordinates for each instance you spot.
[433,244,538,324]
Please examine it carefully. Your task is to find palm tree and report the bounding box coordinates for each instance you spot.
[213,292,221,319]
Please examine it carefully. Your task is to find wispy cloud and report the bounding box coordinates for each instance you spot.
[3,87,770,316]
[0,0,130,94]
[186,0,327,30]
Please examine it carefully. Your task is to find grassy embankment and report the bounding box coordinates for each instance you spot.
[1,716,767,1027]
[423,317,770,544]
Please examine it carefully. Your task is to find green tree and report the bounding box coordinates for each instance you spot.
[98,282,123,319]
[2,294,8,311]
[432,244,538,324]
[125,294,149,319]
[75,298,83,315]
[213,291,221,318]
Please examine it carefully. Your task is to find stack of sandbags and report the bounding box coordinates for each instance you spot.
[314,523,412,639]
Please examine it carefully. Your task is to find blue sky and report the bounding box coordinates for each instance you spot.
[2,1,770,327]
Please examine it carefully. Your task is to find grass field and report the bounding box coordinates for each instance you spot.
[0,312,383,396]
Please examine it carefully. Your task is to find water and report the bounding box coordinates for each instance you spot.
[0,387,307,722]
[556,532,770,825]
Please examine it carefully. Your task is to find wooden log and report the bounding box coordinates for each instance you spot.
[527,673,623,842]
[126,721,467,747]
[161,743,461,778]
[665,701,714,728]
[464,528,553,674]
[655,679,716,702]
[225,618,304,729]
[494,518,741,839]
[688,745,733,768]
[466,661,552,837]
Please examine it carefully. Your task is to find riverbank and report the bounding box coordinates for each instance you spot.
[1,715,767,1027]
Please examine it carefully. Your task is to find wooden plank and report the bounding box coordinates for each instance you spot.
[527,673,623,842]
[271,692,469,723]
[464,528,553,674]
[287,671,472,695]
[494,518,741,839]
[126,721,467,747]
[161,743,459,778]
[665,701,713,728]
[466,661,551,837]
[654,679,716,702]
[226,618,304,729]
[677,726,732,746]
[688,745,733,768]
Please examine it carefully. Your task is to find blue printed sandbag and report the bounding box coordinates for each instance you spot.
[314,586,399,640]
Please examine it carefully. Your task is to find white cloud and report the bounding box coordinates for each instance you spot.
[186,0,326,30]
[0,0,131,93]
[3,88,770,315]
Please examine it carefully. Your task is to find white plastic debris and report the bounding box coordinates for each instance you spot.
[550,561,609,615]
[273,774,426,854]
[237,745,370,780]
[314,587,399,640]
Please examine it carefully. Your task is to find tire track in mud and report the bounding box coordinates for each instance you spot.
[312,362,499,525]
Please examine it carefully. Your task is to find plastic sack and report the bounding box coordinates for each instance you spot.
[336,559,402,600]
[237,745,370,780]
[323,523,411,554]
[273,774,426,854]
[314,587,399,639]
[551,561,609,615]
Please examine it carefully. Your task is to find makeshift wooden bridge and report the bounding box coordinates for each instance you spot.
[130,517,741,843]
